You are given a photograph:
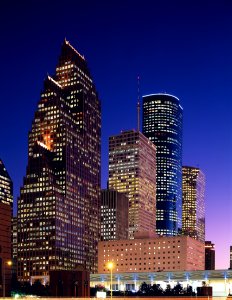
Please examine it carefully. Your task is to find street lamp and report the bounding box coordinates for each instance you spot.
[107,262,114,299]
[2,260,12,297]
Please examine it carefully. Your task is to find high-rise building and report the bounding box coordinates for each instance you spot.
[12,216,18,274]
[0,159,13,208]
[0,159,13,296]
[205,241,215,270]
[17,39,101,281]
[109,130,156,238]
[182,166,205,243]
[142,93,183,236]
[101,189,129,241]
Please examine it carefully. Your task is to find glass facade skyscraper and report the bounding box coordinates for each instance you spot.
[142,93,183,236]
[182,166,205,243]
[17,40,101,281]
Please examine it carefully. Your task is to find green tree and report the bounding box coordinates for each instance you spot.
[173,283,183,295]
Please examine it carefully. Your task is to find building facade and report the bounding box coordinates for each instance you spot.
[182,166,205,243]
[0,159,13,296]
[12,216,18,277]
[17,39,101,281]
[98,235,205,274]
[142,93,183,236]
[101,189,129,241]
[205,241,215,270]
[109,130,156,238]
[91,269,232,297]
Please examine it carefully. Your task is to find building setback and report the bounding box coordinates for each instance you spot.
[17,39,101,281]
[0,159,13,296]
[98,235,205,274]
[101,189,129,241]
[182,166,205,243]
[109,130,156,239]
[205,241,215,270]
[142,93,183,236]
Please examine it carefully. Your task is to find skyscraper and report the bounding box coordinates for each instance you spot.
[0,159,13,208]
[109,130,156,238]
[101,189,129,241]
[205,241,215,270]
[12,216,17,274]
[0,159,13,296]
[142,93,183,236]
[17,39,101,281]
[182,166,205,243]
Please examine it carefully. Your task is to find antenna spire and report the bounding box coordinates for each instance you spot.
[137,75,140,131]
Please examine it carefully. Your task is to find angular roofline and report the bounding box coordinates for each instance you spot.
[64,38,85,61]
[47,75,63,89]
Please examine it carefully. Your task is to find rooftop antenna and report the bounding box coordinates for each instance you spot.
[137,75,140,132]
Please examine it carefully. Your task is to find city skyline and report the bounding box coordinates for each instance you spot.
[0,0,231,269]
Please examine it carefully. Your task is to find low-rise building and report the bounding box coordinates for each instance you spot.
[98,234,204,274]
[91,269,232,297]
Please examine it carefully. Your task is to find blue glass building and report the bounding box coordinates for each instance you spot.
[142,93,183,236]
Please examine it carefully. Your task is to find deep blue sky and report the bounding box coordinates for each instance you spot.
[0,0,231,269]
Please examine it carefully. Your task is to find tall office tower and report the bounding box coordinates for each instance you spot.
[109,130,156,239]
[0,159,13,208]
[12,217,18,275]
[142,94,183,236]
[230,246,232,269]
[205,241,215,270]
[182,166,205,243]
[101,189,129,241]
[0,159,13,296]
[17,39,101,281]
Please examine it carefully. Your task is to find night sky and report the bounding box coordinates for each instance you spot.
[0,0,231,269]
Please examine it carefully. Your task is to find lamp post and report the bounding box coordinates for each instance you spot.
[2,260,12,297]
[107,262,114,299]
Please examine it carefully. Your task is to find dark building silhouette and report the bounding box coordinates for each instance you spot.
[205,241,215,270]
[230,246,232,270]
[17,39,101,282]
[50,269,90,297]
[142,94,183,236]
[182,166,205,243]
[197,286,213,296]
[0,159,13,296]
[101,189,129,241]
